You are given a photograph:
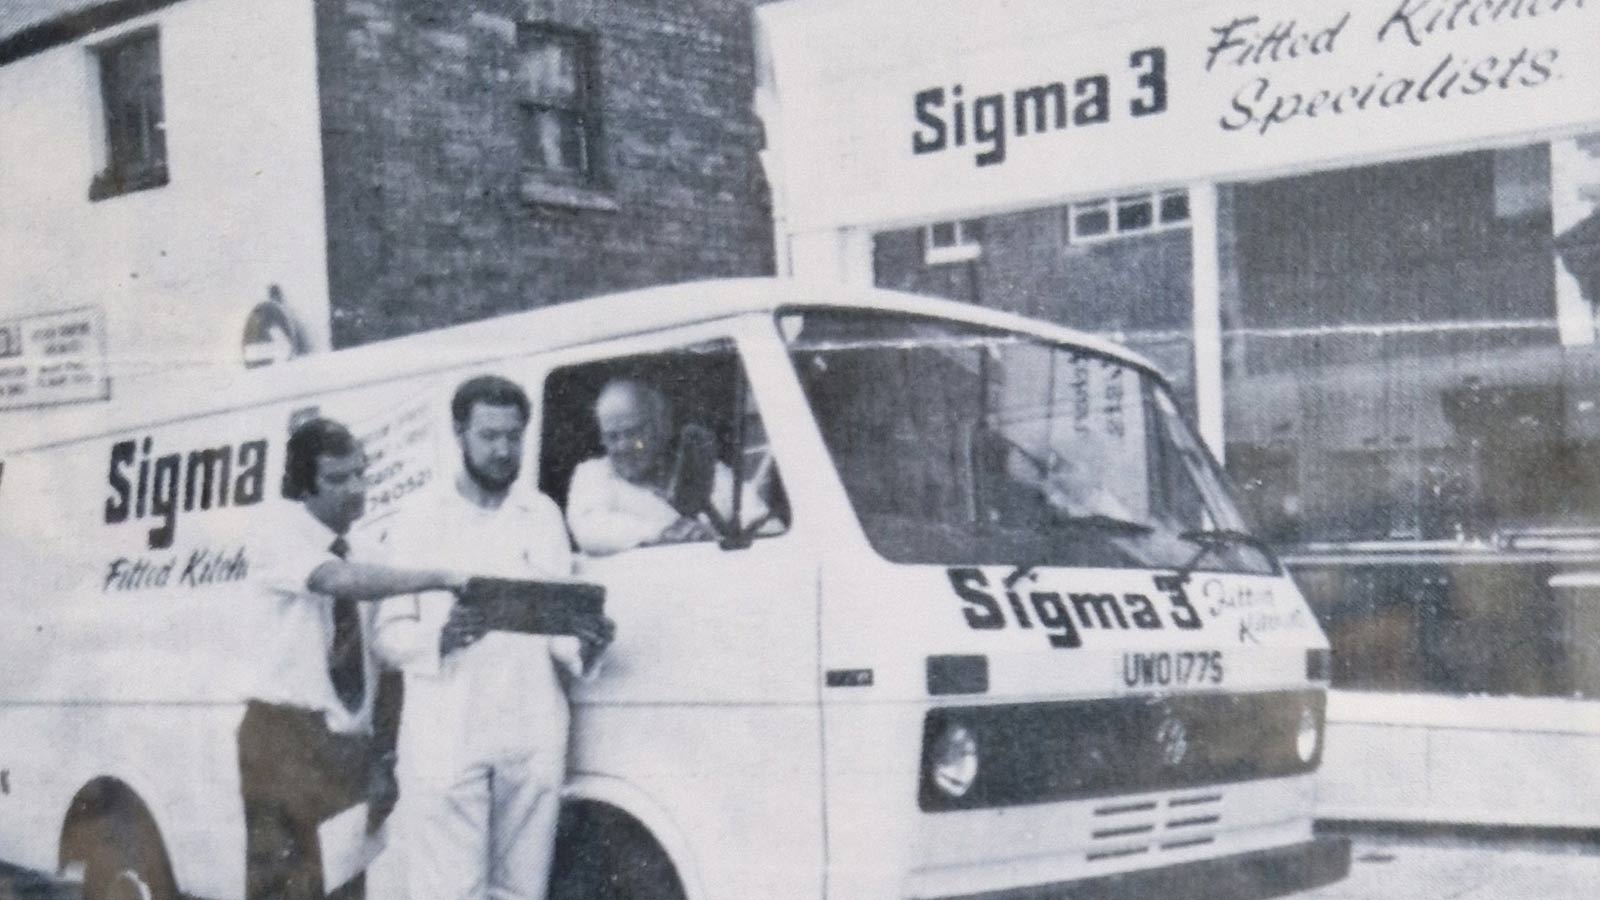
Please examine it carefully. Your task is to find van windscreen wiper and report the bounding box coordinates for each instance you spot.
[1175,528,1279,579]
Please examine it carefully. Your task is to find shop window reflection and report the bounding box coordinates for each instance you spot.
[1226,365,1600,700]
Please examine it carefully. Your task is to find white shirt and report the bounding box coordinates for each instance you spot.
[566,456,769,555]
[249,503,378,736]
[374,481,584,765]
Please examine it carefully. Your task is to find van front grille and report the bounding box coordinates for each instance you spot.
[1086,792,1222,861]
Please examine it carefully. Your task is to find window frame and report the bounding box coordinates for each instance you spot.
[88,26,168,201]
[924,219,982,265]
[535,330,792,553]
[1065,188,1191,246]
[516,22,605,190]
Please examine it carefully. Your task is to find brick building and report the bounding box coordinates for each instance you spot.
[314,0,775,346]
[0,0,774,394]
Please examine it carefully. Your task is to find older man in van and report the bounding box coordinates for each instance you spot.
[566,377,770,555]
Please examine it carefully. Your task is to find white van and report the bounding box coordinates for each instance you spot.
[0,278,1348,900]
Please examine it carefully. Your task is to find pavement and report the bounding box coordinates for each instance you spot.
[5,825,1599,899]
[1304,824,1600,900]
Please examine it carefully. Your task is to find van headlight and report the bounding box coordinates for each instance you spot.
[930,722,980,798]
[1295,704,1321,764]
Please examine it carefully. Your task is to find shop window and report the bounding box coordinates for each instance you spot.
[924,220,981,265]
[1235,430,1591,700]
[1220,148,1600,700]
[1492,144,1550,220]
[89,28,167,201]
[1065,189,1189,245]
[1297,560,1577,699]
[1226,444,1300,546]
[539,339,789,555]
[519,24,603,189]
[1225,350,1600,700]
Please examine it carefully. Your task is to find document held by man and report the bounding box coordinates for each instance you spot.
[458,576,606,636]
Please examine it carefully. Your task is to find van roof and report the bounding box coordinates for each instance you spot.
[2,278,1163,451]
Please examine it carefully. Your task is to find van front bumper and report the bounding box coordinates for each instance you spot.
[923,835,1351,900]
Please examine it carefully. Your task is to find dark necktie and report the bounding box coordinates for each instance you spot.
[327,536,365,713]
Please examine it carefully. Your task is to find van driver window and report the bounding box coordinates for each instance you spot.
[539,340,789,555]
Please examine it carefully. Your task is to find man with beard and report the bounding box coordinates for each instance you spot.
[373,375,614,900]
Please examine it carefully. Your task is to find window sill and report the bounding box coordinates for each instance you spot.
[88,164,168,202]
[925,245,981,266]
[520,178,618,212]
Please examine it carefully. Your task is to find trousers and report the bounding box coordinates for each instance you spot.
[390,746,564,900]
[238,701,372,900]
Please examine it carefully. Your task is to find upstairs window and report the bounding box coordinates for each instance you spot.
[924,220,982,265]
[1065,189,1189,245]
[90,29,167,201]
[518,24,602,185]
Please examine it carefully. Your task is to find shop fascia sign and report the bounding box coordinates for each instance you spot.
[766,0,1600,230]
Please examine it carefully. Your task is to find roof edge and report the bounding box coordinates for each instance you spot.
[0,0,184,66]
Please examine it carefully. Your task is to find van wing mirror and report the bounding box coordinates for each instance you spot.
[668,423,718,519]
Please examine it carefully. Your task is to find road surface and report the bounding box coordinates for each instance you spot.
[5,824,1597,899]
[1306,824,1600,900]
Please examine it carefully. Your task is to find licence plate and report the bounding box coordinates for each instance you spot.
[1120,650,1224,689]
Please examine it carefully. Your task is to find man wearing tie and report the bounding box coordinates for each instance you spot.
[239,416,468,900]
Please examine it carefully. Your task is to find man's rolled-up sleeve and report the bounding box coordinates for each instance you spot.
[370,521,444,676]
[566,459,675,555]
[373,593,444,675]
[253,526,335,599]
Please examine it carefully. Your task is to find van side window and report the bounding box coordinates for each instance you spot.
[539,339,790,555]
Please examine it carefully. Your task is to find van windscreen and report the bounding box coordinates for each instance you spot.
[781,309,1273,573]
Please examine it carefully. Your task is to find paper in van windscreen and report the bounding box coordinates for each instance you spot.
[458,577,606,636]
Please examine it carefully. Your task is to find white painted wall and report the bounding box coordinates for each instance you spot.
[0,0,331,385]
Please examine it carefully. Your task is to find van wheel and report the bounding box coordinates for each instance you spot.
[81,813,175,900]
[549,803,685,900]
[62,786,176,900]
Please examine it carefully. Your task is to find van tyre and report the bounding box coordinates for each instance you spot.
[549,803,685,900]
[64,799,176,900]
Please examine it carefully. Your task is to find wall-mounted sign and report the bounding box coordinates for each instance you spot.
[0,307,110,412]
[759,0,1600,230]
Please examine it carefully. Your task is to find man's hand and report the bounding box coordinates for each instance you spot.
[439,603,488,658]
[657,515,715,544]
[576,614,617,672]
